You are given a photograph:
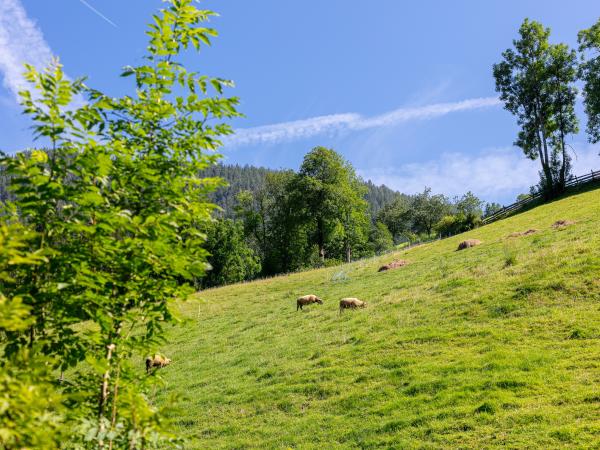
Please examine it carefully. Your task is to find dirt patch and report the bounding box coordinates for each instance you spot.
[508,229,538,238]
[378,260,409,272]
[552,220,576,229]
[457,239,482,251]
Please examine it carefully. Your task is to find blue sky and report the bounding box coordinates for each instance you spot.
[0,0,599,204]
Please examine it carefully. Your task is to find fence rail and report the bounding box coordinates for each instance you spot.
[482,169,600,225]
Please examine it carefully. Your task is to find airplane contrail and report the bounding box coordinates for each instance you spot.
[78,0,117,28]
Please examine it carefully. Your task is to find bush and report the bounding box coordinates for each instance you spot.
[434,213,482,237]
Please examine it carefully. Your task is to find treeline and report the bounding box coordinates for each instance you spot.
[201,163,408,219]
[201,146,499,288]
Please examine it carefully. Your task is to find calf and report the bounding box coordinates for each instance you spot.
[296,294,323,311]
[339,297,367,313]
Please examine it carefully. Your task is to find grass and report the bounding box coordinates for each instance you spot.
[154,186,600,449]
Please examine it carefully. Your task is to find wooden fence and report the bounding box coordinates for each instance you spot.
[482,169,600,225]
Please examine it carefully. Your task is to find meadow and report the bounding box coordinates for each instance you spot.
[156,185,600,449]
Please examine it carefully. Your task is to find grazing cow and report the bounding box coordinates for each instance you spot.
[296,294,323,311]
[339,297,367,313]
[145,355,172,373]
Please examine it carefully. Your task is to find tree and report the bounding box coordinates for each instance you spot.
[1,0,239,447]
[578,18,600,145]
[296,147,369,263]
[410,187,450,236]
[493,19,578,198]
[0,222,67,449]
[434,215,462,237]
[484,202,503,216]
[260,170,311,274]
[202,219,261,288]
[454,191,483,217]
[377,196,412,243]
[368,222,394,255]
[452,191,483,231]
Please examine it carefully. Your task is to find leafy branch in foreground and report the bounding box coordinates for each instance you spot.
[0,0,239,448]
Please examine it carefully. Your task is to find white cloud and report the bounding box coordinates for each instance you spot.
[0,0,55,100]
[358,144,600,203]
[226,97,501,148]
[230,113,361,147]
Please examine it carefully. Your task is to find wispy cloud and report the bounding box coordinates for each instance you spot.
[78,0,117,28]
[226,97,501,148]
[358,144,600,203]
[0,0,55,100]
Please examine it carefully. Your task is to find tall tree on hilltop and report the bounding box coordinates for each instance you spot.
[493,19,578,198]
[296,147,369,263]
[579,18,600,146]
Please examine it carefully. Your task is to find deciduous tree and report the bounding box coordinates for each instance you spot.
[493,19,578,197]
[578,18,600,145]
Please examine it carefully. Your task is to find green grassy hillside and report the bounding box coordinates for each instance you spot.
[157,186,600,449]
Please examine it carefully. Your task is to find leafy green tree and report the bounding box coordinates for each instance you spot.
[234,189,272,264]
[578,18,600,145]
[377,196,412,243]
[410,187,450,236]
[454,191,483,217]
[261,170,311,274]
[484,202,503,216]
[368,222,394,255]
[202,219,261,288]
[296,147,369,262]
[450,191,483,232]
[516,193,532,202]
[0,222,68,449]
[493,19,578,197]
[434,215,462,237]
[0,0,238,447]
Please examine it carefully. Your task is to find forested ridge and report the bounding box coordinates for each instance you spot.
[0,150,504,286]
[202,163,408,218]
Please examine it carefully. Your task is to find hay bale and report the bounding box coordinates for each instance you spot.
[457,239,481,250]
[378,259,408,272]
[552,220,575,229]
[508,229,538,238]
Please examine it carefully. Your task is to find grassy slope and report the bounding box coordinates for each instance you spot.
[157,187,600,449]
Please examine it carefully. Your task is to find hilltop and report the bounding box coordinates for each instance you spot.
[156,185,600,449]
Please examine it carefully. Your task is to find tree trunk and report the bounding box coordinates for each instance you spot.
[97,343,115,449]
[535,102,555,198]
[539,128,555,197]
[108,365,121,450]
[559,130,567,192]
[317,217,325,263]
